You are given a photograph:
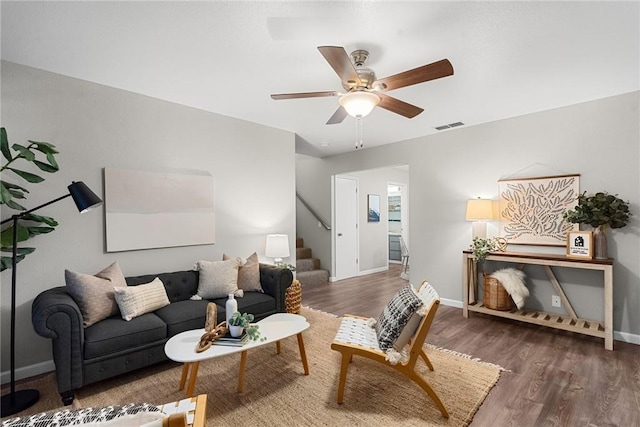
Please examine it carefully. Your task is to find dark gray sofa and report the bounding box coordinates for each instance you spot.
[32,264,293,405]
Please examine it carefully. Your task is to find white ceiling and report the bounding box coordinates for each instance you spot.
[2,1,638,157]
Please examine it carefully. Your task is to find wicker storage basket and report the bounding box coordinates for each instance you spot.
[285,279,302,314]
[483,274,513,311]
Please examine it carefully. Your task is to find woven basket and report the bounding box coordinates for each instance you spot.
[285,279,302,314]
[483,274,513,311]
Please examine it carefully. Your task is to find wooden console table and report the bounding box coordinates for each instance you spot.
[462,250,614,350]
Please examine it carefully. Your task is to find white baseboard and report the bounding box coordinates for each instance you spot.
[329,265,389,281]
[1,360,54,385]
[614,330,640,345]
[358,266,388,276]
[439,299,639,345]
[440,298,463,308]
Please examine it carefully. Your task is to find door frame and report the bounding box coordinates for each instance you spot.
[331,174,359,282]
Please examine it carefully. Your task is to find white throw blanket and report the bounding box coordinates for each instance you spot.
[490,268,529,309]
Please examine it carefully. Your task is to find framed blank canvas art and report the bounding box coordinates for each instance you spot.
[105,168,215,252]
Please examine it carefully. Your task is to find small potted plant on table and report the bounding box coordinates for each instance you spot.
[228,312,262,341]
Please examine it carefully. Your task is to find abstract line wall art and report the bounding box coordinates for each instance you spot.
[498,174,579,246]
[105,168,215,252]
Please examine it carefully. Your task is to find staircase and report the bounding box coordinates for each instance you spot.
[296,237,329,287]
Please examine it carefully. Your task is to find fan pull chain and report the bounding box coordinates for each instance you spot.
[355,115,364,149]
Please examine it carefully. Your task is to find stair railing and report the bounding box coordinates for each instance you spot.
[296,192,331,231]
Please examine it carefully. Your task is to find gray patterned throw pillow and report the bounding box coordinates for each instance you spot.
[1,402,163,427]
[375,285,423,352]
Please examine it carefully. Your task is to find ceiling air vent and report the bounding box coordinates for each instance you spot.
[435,121,465,130]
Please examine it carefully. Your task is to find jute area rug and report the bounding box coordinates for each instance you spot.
[3,307,504,426]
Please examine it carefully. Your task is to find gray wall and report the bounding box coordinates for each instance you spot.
[296,91,640,340]
[1,61,296,380]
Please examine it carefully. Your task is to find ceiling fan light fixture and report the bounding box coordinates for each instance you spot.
[339,91,380,118]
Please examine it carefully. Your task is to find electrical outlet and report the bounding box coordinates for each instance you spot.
[552,295,561,307]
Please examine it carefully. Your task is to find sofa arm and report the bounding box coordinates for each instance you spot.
[32,286,85,400]
[259,264,293,313]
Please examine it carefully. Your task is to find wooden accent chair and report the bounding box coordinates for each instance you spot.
[331,282,449,418]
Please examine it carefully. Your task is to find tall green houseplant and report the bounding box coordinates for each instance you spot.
[0,128,61,270]
[563,191,631,259]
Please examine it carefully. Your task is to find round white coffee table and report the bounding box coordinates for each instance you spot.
[165,313,310,397]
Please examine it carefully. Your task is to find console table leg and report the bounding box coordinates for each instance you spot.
[297,333,310,375]
[604,266,614,350]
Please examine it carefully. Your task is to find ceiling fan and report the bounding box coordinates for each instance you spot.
[271,46,454,125]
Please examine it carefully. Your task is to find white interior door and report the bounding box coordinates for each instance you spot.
[334,176,358,280]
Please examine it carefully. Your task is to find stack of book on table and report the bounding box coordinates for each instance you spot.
[212,331,248,347]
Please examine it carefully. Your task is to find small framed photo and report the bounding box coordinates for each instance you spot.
[566,231,593,258]
[367,194,380,222]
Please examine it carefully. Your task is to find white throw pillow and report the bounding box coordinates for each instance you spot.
[113,278,170,321]
[193,258,244,300]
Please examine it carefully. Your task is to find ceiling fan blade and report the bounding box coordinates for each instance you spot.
[374,59,453,91]
[271,90,340,100]
[377,93,424,118]
[326,106,348,125]
[317,46,362,87]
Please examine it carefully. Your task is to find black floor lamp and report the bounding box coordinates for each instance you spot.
[1,181,102,417]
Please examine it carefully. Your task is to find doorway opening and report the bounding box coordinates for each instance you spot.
[331,165,409,281]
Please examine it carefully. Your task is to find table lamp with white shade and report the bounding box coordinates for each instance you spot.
[465,198,495,239]
[265,234,290,266]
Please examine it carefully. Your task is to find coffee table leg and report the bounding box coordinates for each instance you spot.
[186,362,200,398]
[296,333,310,375]
[179,363,190,391]
[238,350,248,393]
[275,340,281,354]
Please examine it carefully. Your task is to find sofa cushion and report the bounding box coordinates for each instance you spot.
[126,270,199,303]
[223,252,263,293]
[114,278,170,321]
[193,258,243,300]
[65,262,127,327]
[154,299,211,336]
[83,313,167,360]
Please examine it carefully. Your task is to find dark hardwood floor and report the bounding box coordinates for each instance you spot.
[302,264,640,426]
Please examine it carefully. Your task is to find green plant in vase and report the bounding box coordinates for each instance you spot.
[470,237,498,265]
[563,192,631,259]
[228,312,264,341]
